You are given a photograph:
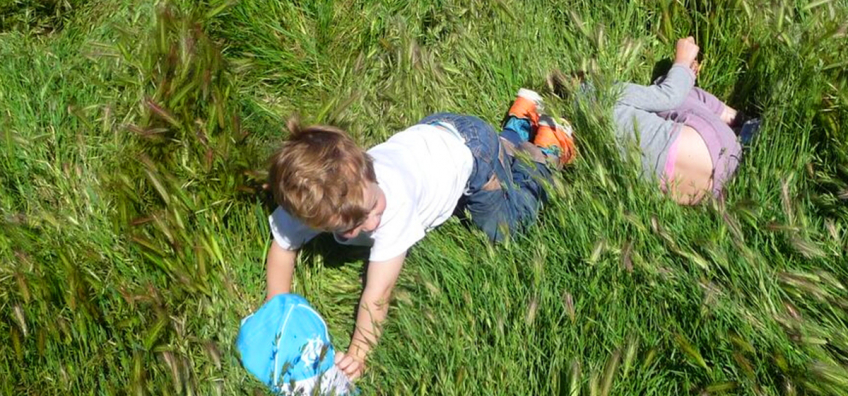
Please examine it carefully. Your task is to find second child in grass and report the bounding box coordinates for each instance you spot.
[604,37,761,204]
[265,95,576,380]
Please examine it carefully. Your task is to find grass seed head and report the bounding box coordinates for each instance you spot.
[674,333,710,373]
[600,349,620,396]
[13,305,27,337]
[563,291,576,323]
[526,295,538,326]
[620,241,633,273]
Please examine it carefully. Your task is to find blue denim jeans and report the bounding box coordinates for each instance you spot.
[418,113,553,242]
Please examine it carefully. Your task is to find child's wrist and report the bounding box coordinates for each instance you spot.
[349,339,371,361]
[670,63,697,79]
[348,349,367,363]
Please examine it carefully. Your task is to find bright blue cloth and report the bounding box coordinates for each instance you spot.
[237,294,350,394]
[500,116,533,146]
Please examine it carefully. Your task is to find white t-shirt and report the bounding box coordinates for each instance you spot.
[269,124,474,262]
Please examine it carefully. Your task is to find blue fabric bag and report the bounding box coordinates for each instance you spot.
[237,294,354,395]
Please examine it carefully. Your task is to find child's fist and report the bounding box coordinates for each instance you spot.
[674,36,699,67]
[335,350,366,381]
[690,59,701,77]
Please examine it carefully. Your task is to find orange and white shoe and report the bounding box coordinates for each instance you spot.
[535,115,577,166]
[508,88,545,126]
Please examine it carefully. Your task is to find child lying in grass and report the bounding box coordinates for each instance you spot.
[264,93,575,380]
[606,36,759,204]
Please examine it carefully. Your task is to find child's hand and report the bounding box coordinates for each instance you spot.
[690,59,701,77]
[674,36,699,67]
[335,350,366,381]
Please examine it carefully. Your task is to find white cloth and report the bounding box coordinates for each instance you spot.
[269,124,473,262]
[279,366,354,396]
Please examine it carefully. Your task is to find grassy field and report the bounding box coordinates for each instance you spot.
[2,0,848,394]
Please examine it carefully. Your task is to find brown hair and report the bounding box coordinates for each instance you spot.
[269,118,376,232]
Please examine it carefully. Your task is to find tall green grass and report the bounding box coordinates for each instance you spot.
[1,0,847,394]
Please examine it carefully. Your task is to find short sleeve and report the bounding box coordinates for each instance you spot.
[368,197,425,262]
[268,207,321,251]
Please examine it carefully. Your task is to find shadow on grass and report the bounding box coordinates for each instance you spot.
[725,48,764,117]
[299,233,373,325]
[302,234,371,270]
[651,54,763,118]
[650,58,675,83]
[0,0,88,34]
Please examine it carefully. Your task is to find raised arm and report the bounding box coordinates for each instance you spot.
[617,37,700,112]
[617,65,695,112]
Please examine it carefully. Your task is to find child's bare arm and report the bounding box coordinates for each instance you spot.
[336,251,407,380]
[266,241,298,301]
